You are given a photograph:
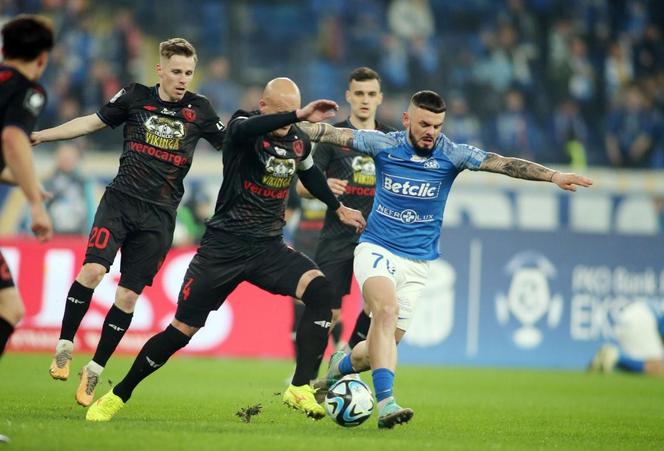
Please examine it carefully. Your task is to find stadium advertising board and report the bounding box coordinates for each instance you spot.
[3,228,663,369]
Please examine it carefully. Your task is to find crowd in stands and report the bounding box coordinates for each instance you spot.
[1,0,663,168]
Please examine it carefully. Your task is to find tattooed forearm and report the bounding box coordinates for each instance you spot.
[298,122,354,147]
[479,153,556,181]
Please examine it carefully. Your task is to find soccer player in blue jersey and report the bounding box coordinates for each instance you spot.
[299,90,593,428]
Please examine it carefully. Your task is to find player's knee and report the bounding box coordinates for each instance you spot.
[78,263,106,288]
[171,318,199,338]
[372,301,399,323]
[301,276,335,311]
[0,289,24,325]
[114,287,139,313]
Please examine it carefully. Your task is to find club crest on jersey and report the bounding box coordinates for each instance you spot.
[23,88,45,116]
[143,105,158,111]
[293,140,304,157]
[382,174,440,199]
[424,159,440,169]
[262,156,296,188]
[351,156,375,186]
[181,108,196,122]
[144,115,185,150]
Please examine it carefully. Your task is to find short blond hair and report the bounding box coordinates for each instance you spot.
[159,38,197,62]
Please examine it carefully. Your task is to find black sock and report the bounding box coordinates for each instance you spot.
[0,317,15,357]
[92,304,133,367]
[59,281,95,341]
[348,310,371,349]
[113,325,190,402]
[292,305,331,386]
[291,300,305,357]
[331,321,342,346]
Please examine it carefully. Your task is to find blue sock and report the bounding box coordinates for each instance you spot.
[338,354,355,375]
[617,354,645,373]
[372,368,394,402]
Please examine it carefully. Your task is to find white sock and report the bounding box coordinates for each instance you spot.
[86,360,104,375]
[55,339,73,354]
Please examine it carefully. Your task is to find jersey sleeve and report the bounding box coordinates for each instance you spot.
[199,100,226,151]
[96,84,136,128]
[351,129,398,156]
[3,86,47,134]
[312,142,333,171]
[296,141,314,171]
[443,135,488,171]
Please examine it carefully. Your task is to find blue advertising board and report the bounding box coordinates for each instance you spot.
[399,227,664,369]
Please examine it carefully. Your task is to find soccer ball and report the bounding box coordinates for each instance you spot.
[325,378,375,427]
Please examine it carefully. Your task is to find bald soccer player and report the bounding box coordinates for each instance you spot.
[85,78,366,422]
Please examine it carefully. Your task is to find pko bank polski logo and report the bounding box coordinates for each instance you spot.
[383,174,440,199]
[495,252,563,349]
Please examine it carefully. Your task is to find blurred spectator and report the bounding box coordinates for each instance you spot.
[443,94,483,148]
[604,39,635,103]
[82,59,121,112]
[494,88,541,160]
[567,37,597,117]
[552,99,590,168]
[633,24,663,78]
[107,8,143,84]
[605,85,658,167]
[198,57,242,123]
[42,143,95,236]
[385,0,437,91]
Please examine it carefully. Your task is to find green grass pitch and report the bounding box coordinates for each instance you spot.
[1,353,662,450]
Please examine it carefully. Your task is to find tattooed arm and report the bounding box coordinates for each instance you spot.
[297,122,355,147]
[298,122,396,158]
[479,152,593,192]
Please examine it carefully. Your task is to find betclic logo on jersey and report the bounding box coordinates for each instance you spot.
[382,174,440,199]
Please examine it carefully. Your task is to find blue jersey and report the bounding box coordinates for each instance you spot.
[352,129,487,260]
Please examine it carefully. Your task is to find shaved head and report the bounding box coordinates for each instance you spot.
[261,77,301,111]
[260,77,302,136]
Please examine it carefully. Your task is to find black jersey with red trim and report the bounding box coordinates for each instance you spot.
[0,64,47,171]
[207,110,313,239]
[96,83,225,210]
[314,119,395,241]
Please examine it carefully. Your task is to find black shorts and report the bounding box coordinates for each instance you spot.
[84,189,176,294]
[0,250,15,290]
[315,238,357,309]
[175,228,319,327]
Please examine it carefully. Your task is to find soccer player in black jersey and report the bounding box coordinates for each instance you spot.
[296,67,394,381]
[86,77,366,422]
[32,38,226,407]
[0,15,54,359]
[285,180,326,373]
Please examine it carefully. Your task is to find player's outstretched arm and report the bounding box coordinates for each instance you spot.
[2,126,53,242]
[31,113,106,145]
[298,122,355,147]
[479,152,593,192]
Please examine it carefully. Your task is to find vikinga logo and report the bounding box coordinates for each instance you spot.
[382,174,440,199]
